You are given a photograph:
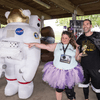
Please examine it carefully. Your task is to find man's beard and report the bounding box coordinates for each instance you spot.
[83,28,91,33]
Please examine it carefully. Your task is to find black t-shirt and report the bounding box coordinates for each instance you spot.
[76,32,100,70]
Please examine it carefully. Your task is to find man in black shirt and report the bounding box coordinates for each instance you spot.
[76,19,100,100]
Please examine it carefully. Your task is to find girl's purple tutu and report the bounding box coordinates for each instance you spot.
[42,61,84,89]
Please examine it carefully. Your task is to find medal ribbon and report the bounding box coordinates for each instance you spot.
[62,43,69,56]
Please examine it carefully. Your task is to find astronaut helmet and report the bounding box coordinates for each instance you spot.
[29,15,41,33]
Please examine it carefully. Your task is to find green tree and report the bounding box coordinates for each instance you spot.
[56,14,100,27]
[56,17,72,27]
[1,24,6,28]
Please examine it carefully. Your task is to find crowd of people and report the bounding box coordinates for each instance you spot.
[26,19,100,100]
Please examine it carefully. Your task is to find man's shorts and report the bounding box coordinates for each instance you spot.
[78,69,100,93]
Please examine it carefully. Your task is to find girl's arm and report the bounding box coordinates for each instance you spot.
[25,43,57,52]
[75,46,82,62]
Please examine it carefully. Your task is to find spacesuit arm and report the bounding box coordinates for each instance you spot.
[0,28,6,78]
[17,27,41,81]
[0,28,4,39]
[0,58,6,78]
[20,29,41,82]
[20,46,40,82]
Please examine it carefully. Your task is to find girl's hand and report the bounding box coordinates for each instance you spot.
[76,52,82,62]
[78,53,83,57]
[24,43,35,48]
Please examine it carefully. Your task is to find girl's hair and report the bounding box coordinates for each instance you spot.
[61,31,76,49]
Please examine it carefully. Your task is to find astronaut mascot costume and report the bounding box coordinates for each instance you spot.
[0,9,41,99]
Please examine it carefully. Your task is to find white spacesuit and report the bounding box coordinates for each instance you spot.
[0,9,41,99]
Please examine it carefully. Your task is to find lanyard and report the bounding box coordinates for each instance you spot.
[62,43,69,55]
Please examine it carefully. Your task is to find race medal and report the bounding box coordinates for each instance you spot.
[63,55,66,59]
[60,54,71,64]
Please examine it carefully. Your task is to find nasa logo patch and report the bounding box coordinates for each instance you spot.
[15,28,24,35]
[34,32,39,39]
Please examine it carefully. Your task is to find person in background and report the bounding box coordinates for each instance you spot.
[25,31,84,100]
[68,27,77,39]
[67,27,73,33]
[76,19,100,100]
[67,27,78,47]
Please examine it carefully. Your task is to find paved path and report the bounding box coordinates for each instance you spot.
[0,62,97,100]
